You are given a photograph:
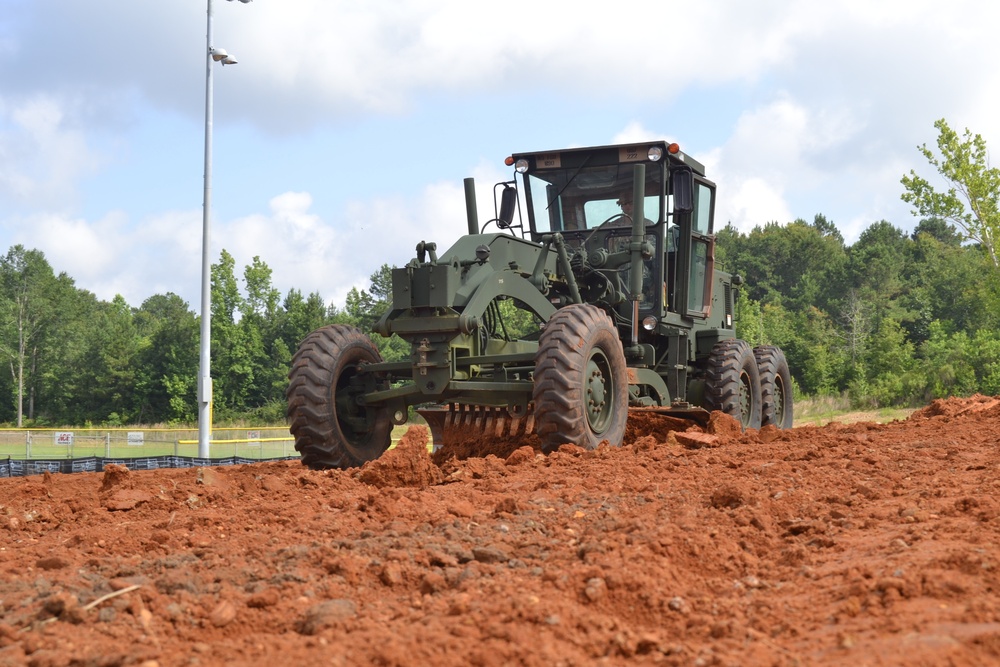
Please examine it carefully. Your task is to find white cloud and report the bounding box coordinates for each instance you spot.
[0,94,102,209]
[216,180,499,312]
[612,122,673,146]
[4,209,199,306]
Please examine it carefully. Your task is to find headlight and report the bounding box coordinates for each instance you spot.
[642,316,658,331]
[647,146,663,162]
[515,158,529,173]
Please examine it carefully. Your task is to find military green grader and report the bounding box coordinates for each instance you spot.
[287,141,792,469]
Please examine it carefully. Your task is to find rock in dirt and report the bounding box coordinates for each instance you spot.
[102,489,154,511]
[504,446,536,466]
[246,590,279,609]
[710,483,749,510]
[674,431,720,449]
[297,599,357,635]
[706,411,743,439]
[35,556,70,571]
[99,463,132,492]
[208,600,237,627]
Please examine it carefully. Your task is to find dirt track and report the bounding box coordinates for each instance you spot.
[2,395,1000,666]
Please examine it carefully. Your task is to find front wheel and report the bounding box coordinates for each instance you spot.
[705,339,762,430]
[286,325,391,469]
[754,345,793,428]
[533,304,628,453]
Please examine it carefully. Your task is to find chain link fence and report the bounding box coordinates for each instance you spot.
[0,427,298,477]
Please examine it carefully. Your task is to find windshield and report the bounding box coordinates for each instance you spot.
[522,163,663,234]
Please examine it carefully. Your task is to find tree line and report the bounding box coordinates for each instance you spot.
[719,214,1000,406]
[1,119,997,426]
[722,118,1000,406]
[0,246,395,427]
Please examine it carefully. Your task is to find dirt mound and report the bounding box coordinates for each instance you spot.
[910,393,1000,419]
[2,398,1000,666]
[356,425,443,488]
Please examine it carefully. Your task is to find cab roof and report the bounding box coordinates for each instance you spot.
[509,140,706,177]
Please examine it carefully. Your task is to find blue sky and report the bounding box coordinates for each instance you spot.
[2,0,999,312]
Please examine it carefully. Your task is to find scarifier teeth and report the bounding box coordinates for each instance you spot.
[418,404,535,452]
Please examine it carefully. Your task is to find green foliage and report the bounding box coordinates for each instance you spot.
[733,291,764,346]
[901,118,1000,267]
[718,196,1000,407]
[495,298,541,340]
[717,216,847,313]
[0,245,61,425]
[917,322,978,399]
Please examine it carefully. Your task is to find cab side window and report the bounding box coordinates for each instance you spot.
[687,182,715,317]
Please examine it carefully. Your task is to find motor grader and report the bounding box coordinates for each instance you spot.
[287,140,793,469]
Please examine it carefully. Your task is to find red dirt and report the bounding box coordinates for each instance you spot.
[2,395,1000,666]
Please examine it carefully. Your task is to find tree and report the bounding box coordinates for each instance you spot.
[240,256,285,407]
[134,293,199,424]
[211,250,253,414]
[80,295,143,423]
[0,246,59,425]
[31,278,100,425]
[847,221,908,296]
[901,118,1000,267]
[911,217,961,246]
[277,288,329,352]
[716,218,847,314]
[340,264,409,362]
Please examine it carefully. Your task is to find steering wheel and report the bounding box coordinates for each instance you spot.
[596,213,631,228]
[581,213,632,254]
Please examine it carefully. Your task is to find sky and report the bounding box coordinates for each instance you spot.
[1,0,999,313]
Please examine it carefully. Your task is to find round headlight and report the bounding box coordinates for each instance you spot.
[647,146,663,162]
[642,316,658,331]
[515,158,530,173]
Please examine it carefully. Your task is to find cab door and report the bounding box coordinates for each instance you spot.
[685,179,716,319]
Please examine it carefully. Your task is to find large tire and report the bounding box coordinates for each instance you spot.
[286,325,391,470]
[532,304,628,453]
[754,345,793,429]
[705,339,762,430]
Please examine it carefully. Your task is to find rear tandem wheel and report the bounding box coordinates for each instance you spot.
[754,345,794,428]
[705,339,763,430]
[286,324,392,470]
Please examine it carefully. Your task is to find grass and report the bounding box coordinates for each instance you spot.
[793,395,916,427]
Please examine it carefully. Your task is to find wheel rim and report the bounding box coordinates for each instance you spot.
[585,348,613,434]
[773,375,786,426]
[738,370,753,427]
[332,366,376,446]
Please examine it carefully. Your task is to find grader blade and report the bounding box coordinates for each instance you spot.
[627,406,712,427]
[418,404,535,455]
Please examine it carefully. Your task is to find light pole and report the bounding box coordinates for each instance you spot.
[199,0,251,459]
